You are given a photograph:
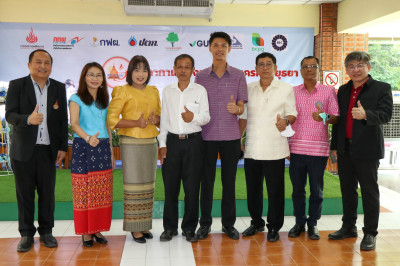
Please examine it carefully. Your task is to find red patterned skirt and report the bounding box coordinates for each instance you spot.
[71,138,113,235]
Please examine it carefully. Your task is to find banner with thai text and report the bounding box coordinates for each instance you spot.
[0,22,313,98]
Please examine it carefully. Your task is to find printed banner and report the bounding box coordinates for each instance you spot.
[0,22,313,97]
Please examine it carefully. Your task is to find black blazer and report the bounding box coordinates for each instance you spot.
[331,75,393,160]
[5,75,68,162]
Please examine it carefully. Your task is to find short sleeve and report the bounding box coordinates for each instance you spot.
[68,94,81,107]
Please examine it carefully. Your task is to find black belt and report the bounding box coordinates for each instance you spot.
[168,132,201,140]
[35,144,50,147]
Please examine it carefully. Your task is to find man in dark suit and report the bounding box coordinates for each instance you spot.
[329,51,393,251]
[6,49,68,252]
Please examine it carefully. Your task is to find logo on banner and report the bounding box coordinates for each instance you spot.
[271,34,288,51]
[251,33,264,52]
[166,32,182,51]
[20,28,44,50]
[53,36,83,50]
[189,40,209,47]
[139,38,158,46]
[129,36,158,47]
[103,56,129,88]
[128,36,137,46]
[231,35,243,50]
[91,37,120,47]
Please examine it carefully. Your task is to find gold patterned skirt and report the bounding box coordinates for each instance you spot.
[120,136,158,232]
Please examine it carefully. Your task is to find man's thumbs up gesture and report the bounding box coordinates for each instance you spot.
[275,114,287,132]
[227,95,238,114]
[181,106,194,123]
[351,100,366,120]
[28,104,44,125]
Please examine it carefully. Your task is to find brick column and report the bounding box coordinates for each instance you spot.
[314,3,369,85]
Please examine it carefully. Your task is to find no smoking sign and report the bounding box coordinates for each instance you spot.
[323,71,340,90]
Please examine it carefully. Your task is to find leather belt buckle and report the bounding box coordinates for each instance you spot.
[178,134,187,139]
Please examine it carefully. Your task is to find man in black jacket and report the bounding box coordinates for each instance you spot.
[6,49,68,252]
[329,51,393,251]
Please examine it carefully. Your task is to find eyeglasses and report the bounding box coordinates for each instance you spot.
[86,73,103,79]
[301,65,318,69]
[257,63,274,69]
[347,63,367,71]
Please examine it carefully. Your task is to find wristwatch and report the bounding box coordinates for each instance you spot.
[85,135,91,143]
[284,118,289,125]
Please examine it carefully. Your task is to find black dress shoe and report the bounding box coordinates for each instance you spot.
[92,233,108,244]
[196,225,211,240]
[17,236,34,252]
[222,226,239,240]
[131,232,146,244]
[182,231,198,242]
[288,224,305,238]
[360,234,376,251]
[267,229,280,242]
[82,235,93,247]
[142,231,153,239]
[242,224,265,237]
[308,226,320,240]
[39,233,58,248]
[159,230,178,242]
[328,227,358,240]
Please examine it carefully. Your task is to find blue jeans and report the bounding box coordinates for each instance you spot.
[289,153,328,226]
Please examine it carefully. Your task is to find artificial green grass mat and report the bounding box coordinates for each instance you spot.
[0,168,358,203]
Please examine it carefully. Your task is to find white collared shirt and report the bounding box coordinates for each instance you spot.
[240,78,297,160]
[158,82,210,148]
[30,76,50,145]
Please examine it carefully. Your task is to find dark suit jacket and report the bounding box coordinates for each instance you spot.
[331,75,393,160]
[5,75,68,162]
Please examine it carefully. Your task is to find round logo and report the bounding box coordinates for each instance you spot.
[271,34,288,51]
[103,56,129,88]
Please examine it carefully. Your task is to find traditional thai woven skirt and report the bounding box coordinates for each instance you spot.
[71,138,113,235]
[120,136,157,232]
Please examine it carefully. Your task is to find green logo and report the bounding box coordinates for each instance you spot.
[166,32,179,47]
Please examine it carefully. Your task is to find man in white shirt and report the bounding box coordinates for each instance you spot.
[157,54,210,243]
[239,52,297,242]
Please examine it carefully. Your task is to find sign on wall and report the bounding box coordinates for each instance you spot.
[0,23,314,96]
[323,70,340,90]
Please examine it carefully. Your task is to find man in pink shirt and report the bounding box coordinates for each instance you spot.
[288,56,339,240]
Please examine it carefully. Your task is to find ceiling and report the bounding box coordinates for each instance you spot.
[214,0,343,4]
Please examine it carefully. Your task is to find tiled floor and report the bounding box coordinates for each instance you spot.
[1,184,400,265]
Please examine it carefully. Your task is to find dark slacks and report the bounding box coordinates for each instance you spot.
[162,133,204,232]
[244,158,285,231]
[11,145,56,237]
[289,153,328,226]
[199,139,241,228]
[337,151,380,236]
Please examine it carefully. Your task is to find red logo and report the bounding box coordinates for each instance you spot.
[26,28,38,44]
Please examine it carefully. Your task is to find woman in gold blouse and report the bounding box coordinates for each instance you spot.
[107,55,161,243]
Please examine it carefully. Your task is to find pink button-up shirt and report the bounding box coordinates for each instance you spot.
[289,83,339,157]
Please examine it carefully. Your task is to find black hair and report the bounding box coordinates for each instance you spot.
[209,32,231,46]
[255,52,276,65]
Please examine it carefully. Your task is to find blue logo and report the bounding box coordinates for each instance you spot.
[271,34,288,51]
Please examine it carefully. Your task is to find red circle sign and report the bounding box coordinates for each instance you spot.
[325,73,339,86]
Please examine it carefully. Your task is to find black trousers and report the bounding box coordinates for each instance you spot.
[162,134,204,232]
[11,145,56,237]
[199,139,241,228]
[289,153,328,226]
[337,152,380,236]
[244,158,285,231]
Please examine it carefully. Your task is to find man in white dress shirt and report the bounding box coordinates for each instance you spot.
[158,54,210,243]
[239,52,297,242]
